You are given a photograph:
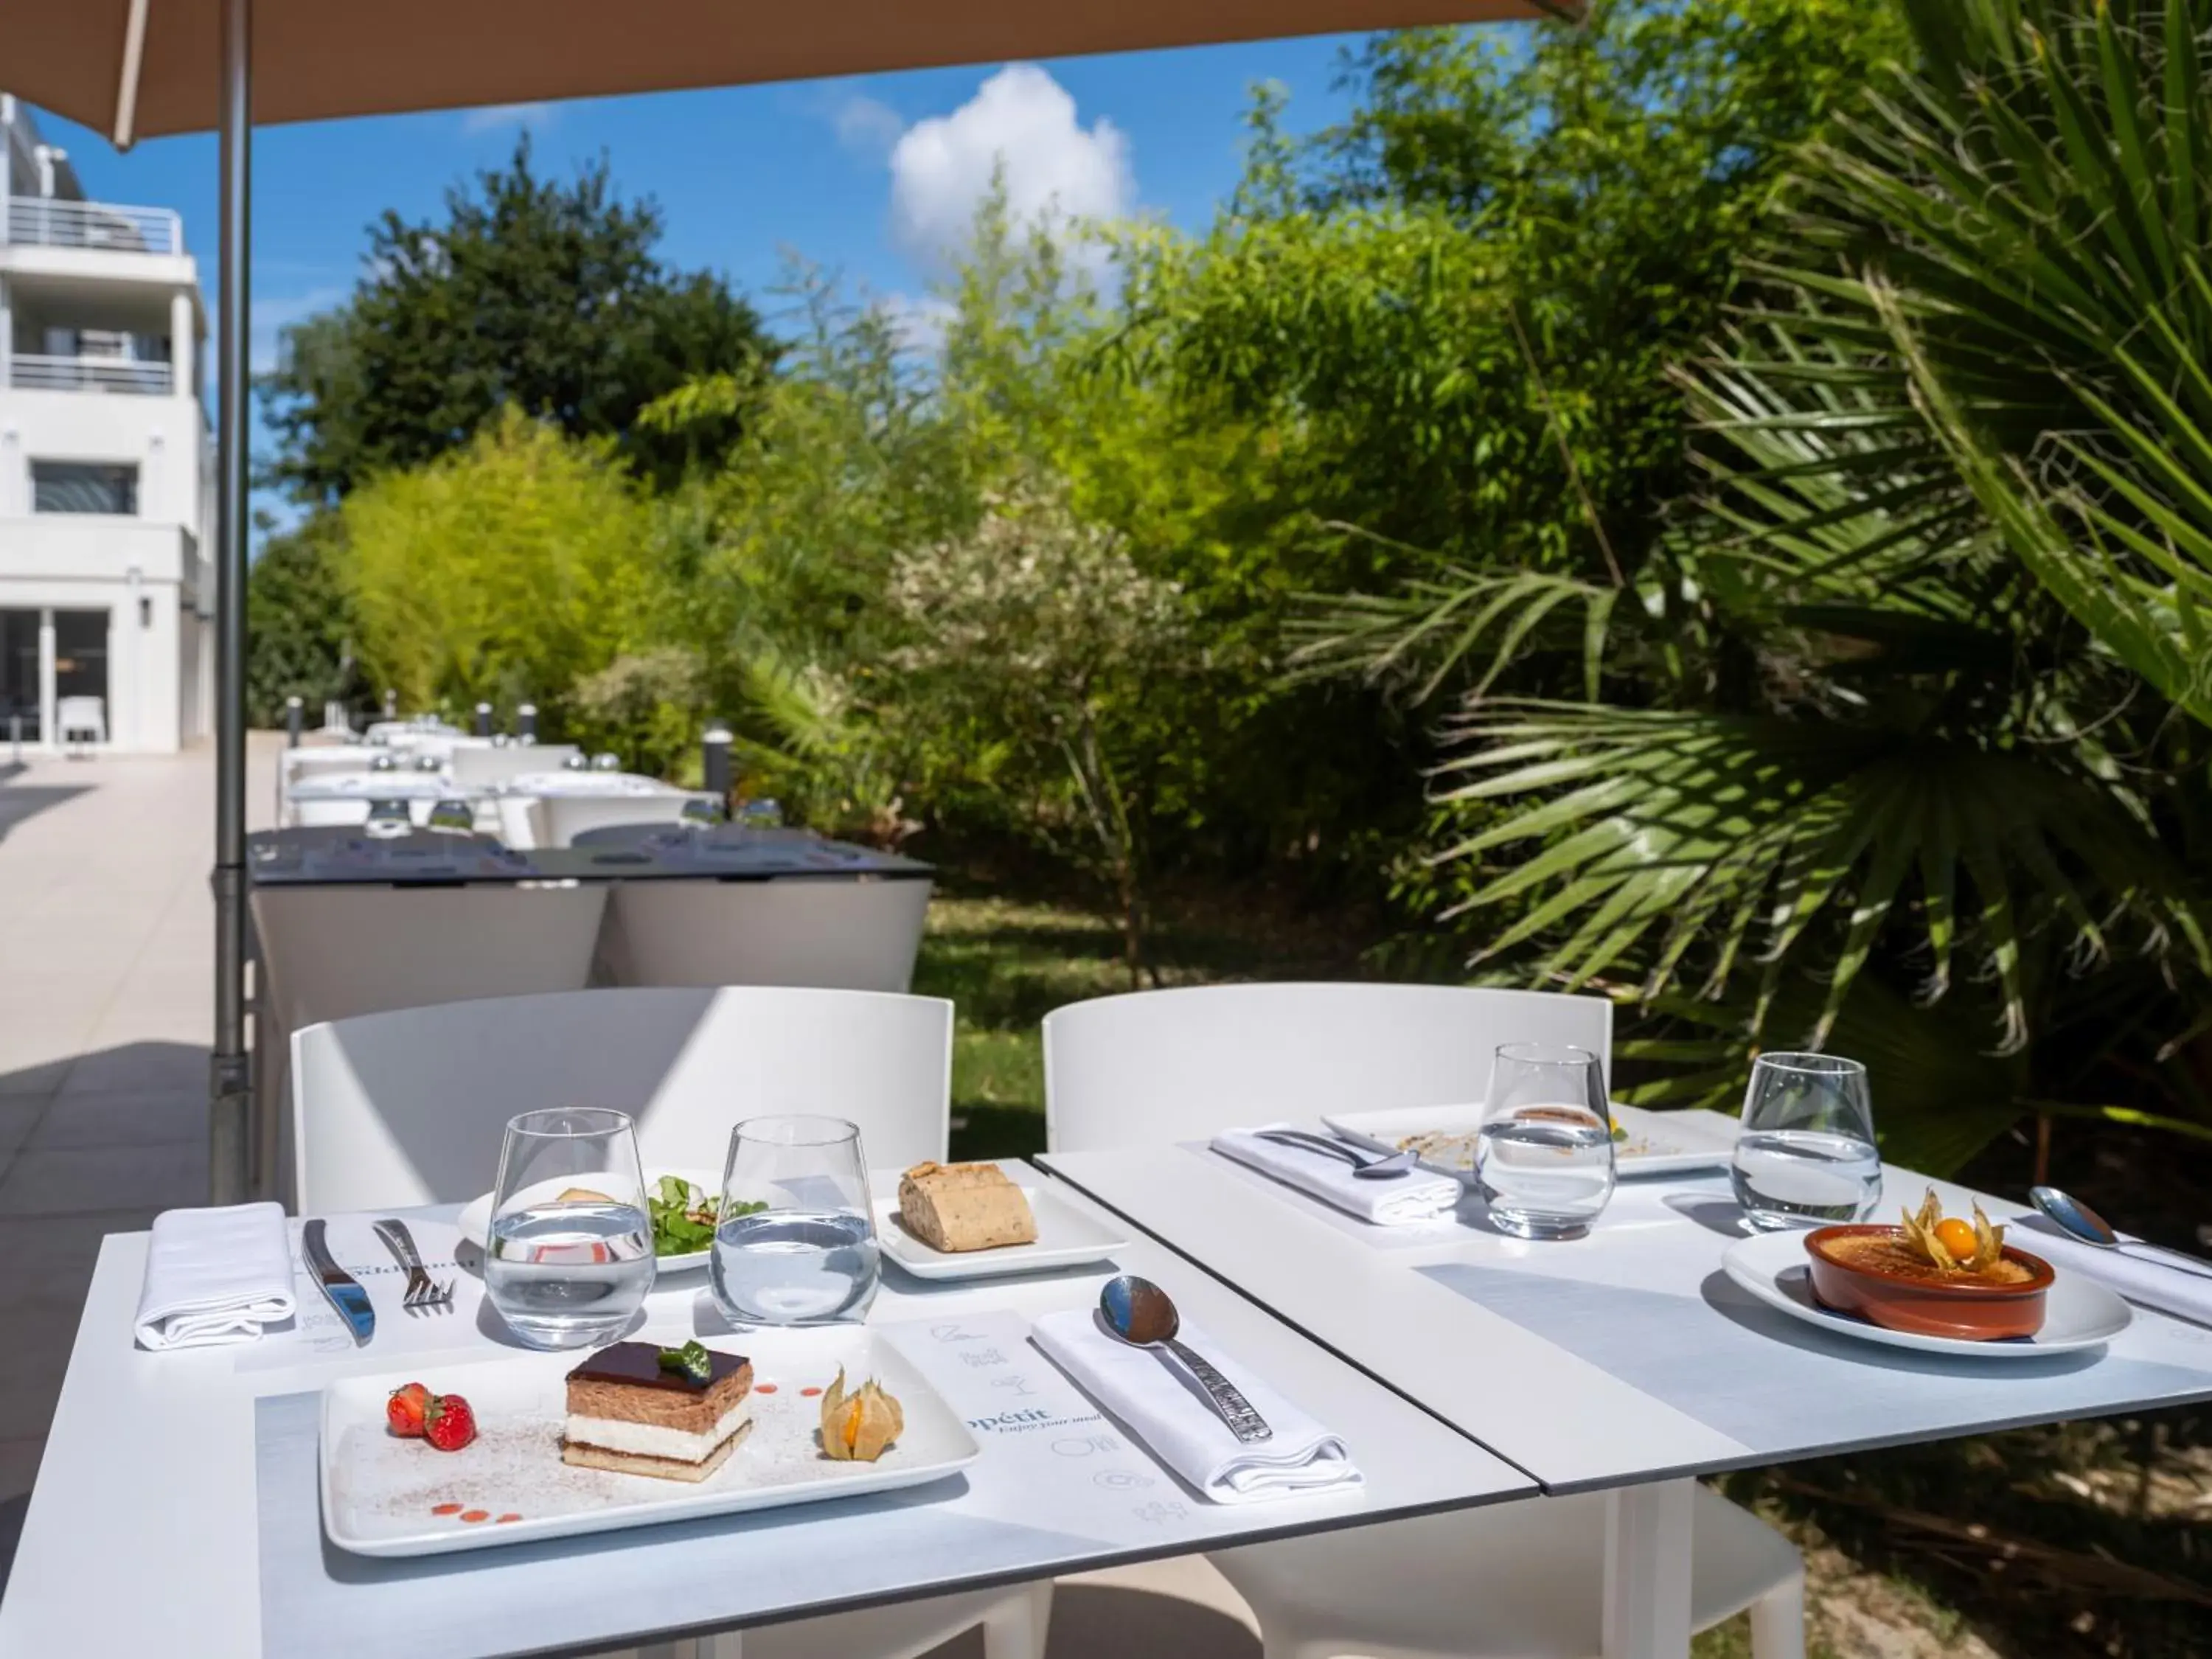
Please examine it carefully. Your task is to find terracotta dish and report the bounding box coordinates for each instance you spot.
[1804,1225,2054,1340]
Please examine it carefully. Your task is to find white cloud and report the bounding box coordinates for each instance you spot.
[833,94,905,161]
[462,102,556,135]
[886,65,1133,270]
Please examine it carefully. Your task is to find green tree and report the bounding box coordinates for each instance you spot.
[338,407,658,726]
[261,136,772,505]
[888,479,1200,981]
[245,515,361,726]
[1337,0,2212,1168]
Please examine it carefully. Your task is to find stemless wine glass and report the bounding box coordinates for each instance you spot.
[709,1115,881,1326]
[1729,1051,1882,1231]
[483,1107,655,1349]
[1473,1043,1616,1239]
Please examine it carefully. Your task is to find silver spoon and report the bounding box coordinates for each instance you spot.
[1099,1275,1273,1443]
[2028,1186,2212,1280]
[1254,1127,1421,1180]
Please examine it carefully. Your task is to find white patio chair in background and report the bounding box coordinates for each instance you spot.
[55,694,104,753]
[290,984,953,1213]
[290,984,1048,1659]
[251,883,611,1206]
[1042,981,1805,1659]
[594,877,933,992]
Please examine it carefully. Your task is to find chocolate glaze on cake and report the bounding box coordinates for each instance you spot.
[566,1340,750,1394]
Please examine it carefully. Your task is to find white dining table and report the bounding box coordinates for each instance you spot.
[1036,1139,2212,1659]
[0,1165,1534,1659]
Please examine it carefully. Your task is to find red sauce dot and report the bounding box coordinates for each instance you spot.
[753,1383,777,1394]
[799,1387,822,1397]
[431,1503,463,1517]
[495,1513,523,1524]
[460,1510,490,1523]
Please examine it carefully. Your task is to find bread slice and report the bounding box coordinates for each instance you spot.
[560,1419,751,1483]
[898,1161,1038,1253]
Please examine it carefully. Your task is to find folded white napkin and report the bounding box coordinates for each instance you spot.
[133,1202,297,1351]
[1032,1307,1362,1504]
[2008,1214,2212,1328]
[1211,1126,1461,1225]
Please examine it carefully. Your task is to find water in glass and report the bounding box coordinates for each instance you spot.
[486,1201,655,1344]
[1730,1052,1881,1231]
[482,1107,655,1349]
[709,1115,880,1326]
[1475,1043,1616,1239]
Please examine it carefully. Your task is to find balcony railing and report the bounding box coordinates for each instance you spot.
[3,196,182,257]
[7,353,173,394]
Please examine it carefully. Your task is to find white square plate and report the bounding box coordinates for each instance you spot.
[873,1186,1129,1281]
[1323,1102,1741,1179]
[320,1326,978,1557]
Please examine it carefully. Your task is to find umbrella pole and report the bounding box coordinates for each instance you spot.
[207,0,252,1204]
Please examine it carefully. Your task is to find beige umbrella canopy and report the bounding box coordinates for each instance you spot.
[0,0,1573,1203]
[3,0,1573,146]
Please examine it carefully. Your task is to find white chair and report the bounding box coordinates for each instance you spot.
[534,787,705,848]
[291,985,1048,1659]
[595,877,933,992]
[1042,982,1804,1659]
[289,984,953,1213]
[251,883,610,1206]
[55,694,104,752]
[448,741,580,790]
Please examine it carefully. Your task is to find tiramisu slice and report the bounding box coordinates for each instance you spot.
[561,1340,753,1482]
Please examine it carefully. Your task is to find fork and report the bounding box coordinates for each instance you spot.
[372,1217,456,1315]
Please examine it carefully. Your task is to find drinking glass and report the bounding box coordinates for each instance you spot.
[1474,1043,1616,1239]
[483,1107,655,1349]
[709,1115,881,1326]
[1729,1052,1882,1231]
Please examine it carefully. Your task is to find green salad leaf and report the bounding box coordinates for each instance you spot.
[646,1175,766,1256]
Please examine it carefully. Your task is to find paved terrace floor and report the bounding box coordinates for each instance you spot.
[0,736,1259,1656]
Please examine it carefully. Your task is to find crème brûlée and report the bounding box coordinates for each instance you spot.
[560,1341,753,1482]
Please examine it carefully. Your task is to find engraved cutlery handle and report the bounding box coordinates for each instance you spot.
[372,1218,429,1284]
[1166,1338,1273,1443]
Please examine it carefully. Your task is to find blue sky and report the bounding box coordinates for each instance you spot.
[29,38,1374,530]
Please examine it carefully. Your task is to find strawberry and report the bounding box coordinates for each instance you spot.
[386,1382,432,1439]
[422,1392,476,1453]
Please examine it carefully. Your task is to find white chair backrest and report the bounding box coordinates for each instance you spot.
[1043,981,1613,1152]
[449,743,581,790]
[56,695,104,736]
[291,986,953,1214]
[596,879,931,992]
[534,790,696,848]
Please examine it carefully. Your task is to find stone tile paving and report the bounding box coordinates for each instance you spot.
[0,734,276,1573]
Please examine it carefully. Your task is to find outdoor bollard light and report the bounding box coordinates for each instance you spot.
[383,689,398,720]
[474,701,493,737]
[285,695,302,746]
[703,725,734,801]
[518,703,538,742]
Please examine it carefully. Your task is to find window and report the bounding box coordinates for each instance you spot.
[32,461,137,515]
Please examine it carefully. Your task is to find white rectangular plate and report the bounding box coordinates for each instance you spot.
[320,1327,978,1557]
[1323,1102,1741,1179]
[873,1186,1128,1281]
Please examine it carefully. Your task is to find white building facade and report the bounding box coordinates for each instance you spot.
[0,95,210,754]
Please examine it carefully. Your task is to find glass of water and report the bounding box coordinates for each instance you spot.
[1729,1052,1882,1231]
[484,1107,655,1349]
[1474,1043,1617,1239]
[709,1115,881,1326]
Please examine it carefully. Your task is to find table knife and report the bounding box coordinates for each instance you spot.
[302,1219,376,1345]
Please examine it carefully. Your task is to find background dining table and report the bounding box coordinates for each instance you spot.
[0,1164,1534,1659]
[1035,1138,2212,1659]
